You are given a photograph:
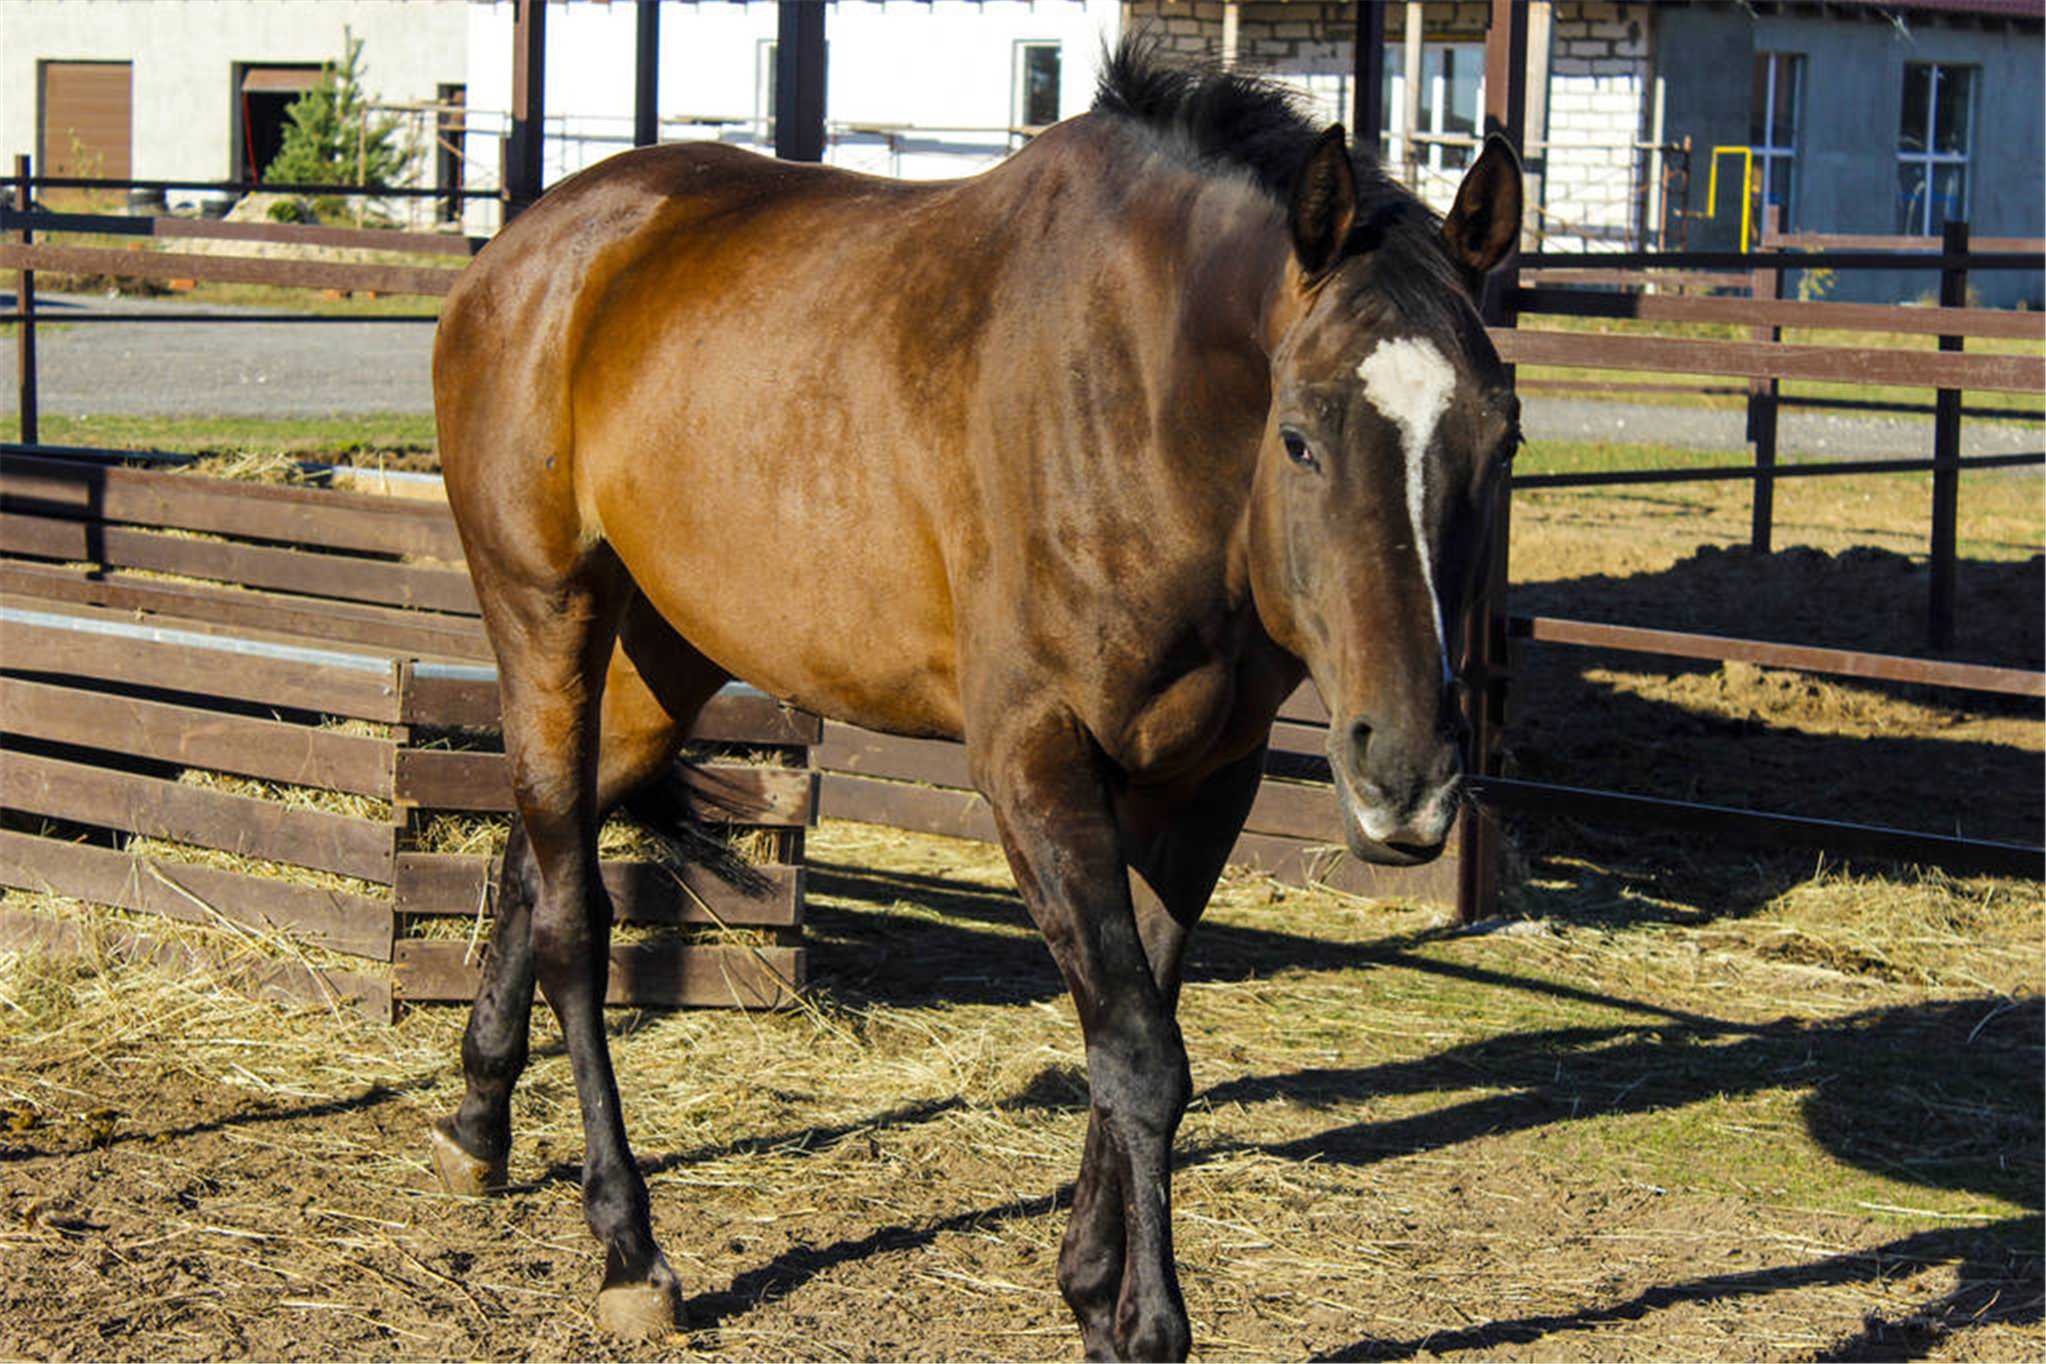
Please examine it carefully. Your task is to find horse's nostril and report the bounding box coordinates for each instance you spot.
[1345,716,1374,757]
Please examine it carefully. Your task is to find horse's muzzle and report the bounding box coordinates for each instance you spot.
[1329,722,1461,866]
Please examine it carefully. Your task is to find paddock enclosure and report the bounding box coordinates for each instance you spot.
[0,451,815,1018]
[2,9,2043,1354]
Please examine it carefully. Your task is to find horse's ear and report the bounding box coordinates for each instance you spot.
[1290,124,1357,279]
[1442,134,1523,283]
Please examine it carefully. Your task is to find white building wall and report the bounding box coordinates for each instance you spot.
[0,0,468,184]
[1539,1,1649,250]
[461,0,1121,209]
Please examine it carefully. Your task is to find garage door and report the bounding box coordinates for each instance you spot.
[40,60,133,181]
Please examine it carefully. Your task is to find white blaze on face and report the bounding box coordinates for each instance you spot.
[1355,336,1458,679]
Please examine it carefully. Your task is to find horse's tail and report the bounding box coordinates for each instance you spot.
[616,761,775,900]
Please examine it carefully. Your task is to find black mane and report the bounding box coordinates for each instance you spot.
[1092,38,1472,332]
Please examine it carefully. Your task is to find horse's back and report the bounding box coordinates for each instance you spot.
[434,141,983,734]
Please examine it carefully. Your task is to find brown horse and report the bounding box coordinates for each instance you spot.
[427,45,1520,1361]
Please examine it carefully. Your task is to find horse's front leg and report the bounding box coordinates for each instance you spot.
[1056,745,1269,1358]
[978,710,1197,1363]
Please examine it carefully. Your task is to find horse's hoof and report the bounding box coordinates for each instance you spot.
[427,1117,507,1196]
[596,1266,684,1339]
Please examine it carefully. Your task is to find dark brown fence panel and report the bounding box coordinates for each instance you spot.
[0,461,815,1014]
[394,941,804,1009]
[1481,235,2046,912]
[1,451,467,560]
[394,853,802,929]
[813,718,1464,909]
[0,829,394,960]
[0,750,399,883]
[0,675,395,793]
[0,561,489,659]
[0,241,460,297]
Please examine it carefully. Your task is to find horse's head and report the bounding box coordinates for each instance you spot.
[1248,127,1521,866]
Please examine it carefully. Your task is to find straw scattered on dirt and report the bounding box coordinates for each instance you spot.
[0,451,2037,1361]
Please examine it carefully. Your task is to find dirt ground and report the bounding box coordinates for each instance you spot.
[0,467,2039,1362]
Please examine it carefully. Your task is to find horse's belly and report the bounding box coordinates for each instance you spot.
[596,474,964,739]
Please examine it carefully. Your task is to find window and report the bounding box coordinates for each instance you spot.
[1015,43,1061,130]
[757,40,777,148]
[1897,63,1973,236]
[1379,42,1483,171]
[1750,52,1802,229]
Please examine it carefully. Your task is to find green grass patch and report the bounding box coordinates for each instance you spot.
[27,411,438,456]
[1518,440,1738,477]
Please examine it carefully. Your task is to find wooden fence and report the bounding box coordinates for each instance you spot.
[0,449,815,1020]
[815,689,1460,906]
[1450,229,2046,911]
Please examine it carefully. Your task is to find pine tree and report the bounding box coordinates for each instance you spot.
[263,30,414,196]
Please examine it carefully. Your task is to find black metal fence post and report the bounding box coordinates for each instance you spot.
[1747,205,1782,553]
[634,0,661,149]
[775,2,827,163]
[1929,219,1968,652]
[13,153,36,447]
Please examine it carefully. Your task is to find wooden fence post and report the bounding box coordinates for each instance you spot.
[1454,0,1528,924]
[504,0,547,220]
[1928,219,1967,652]
[1746,205,1781,553]
[12,154,35,448]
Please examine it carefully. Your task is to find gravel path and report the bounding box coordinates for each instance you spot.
[5,291,2040,460]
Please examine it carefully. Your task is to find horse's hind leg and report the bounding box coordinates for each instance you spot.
[428,814,543,1193]
[432,579,724,1339]
[430,597,727,1199]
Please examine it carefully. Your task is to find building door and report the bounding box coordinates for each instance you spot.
[235,65,323,182]
[39,60,132,196]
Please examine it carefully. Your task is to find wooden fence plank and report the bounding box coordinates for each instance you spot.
[0,513,478,613]
[391,752,813,825]
[1276,681,1332,726]
[1494,328,2045,392]
[0,561,489,659]
[396,664,822,744]
[816,725,974,790]
[0,828,394,960]
[394,853,802,927]
[398,662,502,727]
[1225,827,1463,905]
[0,452,467,560]
[393,940,804,1008]
[0,750,398,884]
[1516,288,2046,341]
[0,241,460,297]
[1513,616,2046,698]
[0,602,404,721]
[690,691,823,746]
[0,209,485,257]
[0,904,392,1022]
[1242,776,1347,844]
[817,771,999,844]
[0,676,396,796]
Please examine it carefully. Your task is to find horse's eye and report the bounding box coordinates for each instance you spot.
[1280,427,1320,472]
